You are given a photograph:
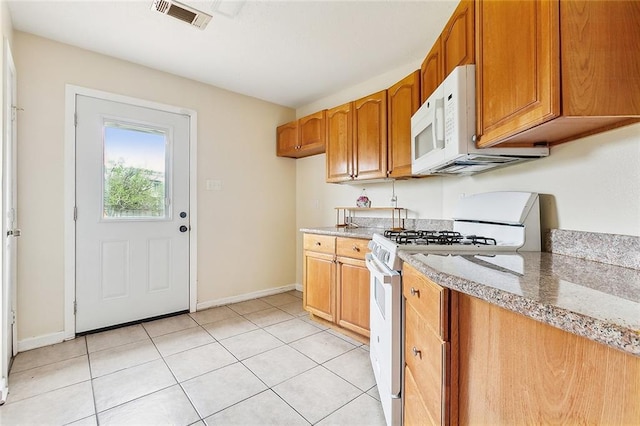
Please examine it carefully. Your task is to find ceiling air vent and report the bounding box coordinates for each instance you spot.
[151,0,212,30]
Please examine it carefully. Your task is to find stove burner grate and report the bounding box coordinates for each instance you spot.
[384,229,497,246]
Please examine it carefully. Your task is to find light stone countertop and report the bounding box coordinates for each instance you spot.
[300,226,381,239]
[301,226,640,356]
[399,251,640,357]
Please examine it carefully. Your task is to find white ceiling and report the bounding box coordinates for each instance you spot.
[7,0,459,108]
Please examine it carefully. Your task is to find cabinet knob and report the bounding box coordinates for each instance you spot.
[412,347,422,358]
[410,287,420,297]
[352,246,360,252]
[315,241,321,246]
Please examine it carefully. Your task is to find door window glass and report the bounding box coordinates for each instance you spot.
[103,121,168,219]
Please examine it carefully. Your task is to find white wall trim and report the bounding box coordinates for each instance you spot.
[196,283,300,311]
[63,85,198,340]
[17,331,66,352]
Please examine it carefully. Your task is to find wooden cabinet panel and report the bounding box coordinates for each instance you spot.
[336,237,368,260]
[476,0,560,147]
[405,301,445,425]
[302,251,335,322]
[326,102,353,182]
[387,70,420,178]
[303,234,336,255]
[276,111,326,158]
[353,90,387,180]
[402,264,448,340]
[458,293,640,424]
[441,0,474,77]
[276,120,298,157]
[404,366,438,426]
[298,110,327,156]
[420,41,442,104]
[302,234,369,338]
[402,263,454,426]
[336,256,370,337]
[561,0,640,116]
[476,0,639,147]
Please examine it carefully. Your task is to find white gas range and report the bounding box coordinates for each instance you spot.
[366,191,542,426]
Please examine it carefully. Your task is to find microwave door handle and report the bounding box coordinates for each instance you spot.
[434,97,445,149]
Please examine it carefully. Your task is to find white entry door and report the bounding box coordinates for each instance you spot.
[75,95,190,333]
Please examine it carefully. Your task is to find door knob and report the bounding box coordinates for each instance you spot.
[179,225,188,233]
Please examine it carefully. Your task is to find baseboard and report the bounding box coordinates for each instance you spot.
[196,283,300,311]
[295,282,303,292]
[17,331,67,353]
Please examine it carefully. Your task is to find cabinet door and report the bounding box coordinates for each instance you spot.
[336,256,370,337]
[326,102,353,183]
[405,366,438,426]
[276,120,298,157]
[441,0,474,78]
[353,90,387,181]
[387,71,420,178]
[298,110,327,156]
[561,0,640,117]
[420,40,442,104]
[302,251,335,322]
[476,0,560,148]
[405,300,446,425]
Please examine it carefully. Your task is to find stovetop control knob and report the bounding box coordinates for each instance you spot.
[368,240,377,251]
[383,251,390,263]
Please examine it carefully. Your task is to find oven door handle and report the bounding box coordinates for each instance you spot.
[365,254,395,284]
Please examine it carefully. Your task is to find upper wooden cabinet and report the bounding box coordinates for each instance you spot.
[276,110,327,158]
[326,90,387,183]
[387,71,421,178]
[476,0,640,148]
[353,90,388,181]
[420,0,475,104]
[326,102,353,182]
[442,0,475,77]
[276,120,298,157]
[298,110,327,156]
[420,41,442,104]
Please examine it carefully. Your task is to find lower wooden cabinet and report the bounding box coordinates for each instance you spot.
[336,254,370,337]
[457,293,640,424]
[302,234,370,338]
[402,263,455,426]
[403,265,640,425]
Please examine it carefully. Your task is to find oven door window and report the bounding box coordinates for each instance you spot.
[374,277,386,320]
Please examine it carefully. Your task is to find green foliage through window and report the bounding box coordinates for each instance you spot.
[104,162,165,217]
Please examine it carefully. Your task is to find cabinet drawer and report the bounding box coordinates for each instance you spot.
[404,366,438,426]
[303,234,336,254]
[336,237,369,260]
[405,301,446,425]
[403,264,448,340]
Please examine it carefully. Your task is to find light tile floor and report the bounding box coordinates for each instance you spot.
[0,290,386,425]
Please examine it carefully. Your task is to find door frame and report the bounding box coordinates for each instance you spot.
[1,38,17,403]
[63,85,198,339]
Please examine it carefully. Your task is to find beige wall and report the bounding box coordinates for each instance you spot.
[295,68,640,283]
[14,32,297,341]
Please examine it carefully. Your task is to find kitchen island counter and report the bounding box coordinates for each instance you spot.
[399,250,640,356]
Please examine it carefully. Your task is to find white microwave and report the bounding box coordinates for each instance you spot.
[410,65,548,176]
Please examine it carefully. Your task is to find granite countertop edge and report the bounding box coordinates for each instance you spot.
[300,227,380,239]
[399,251,640,357]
